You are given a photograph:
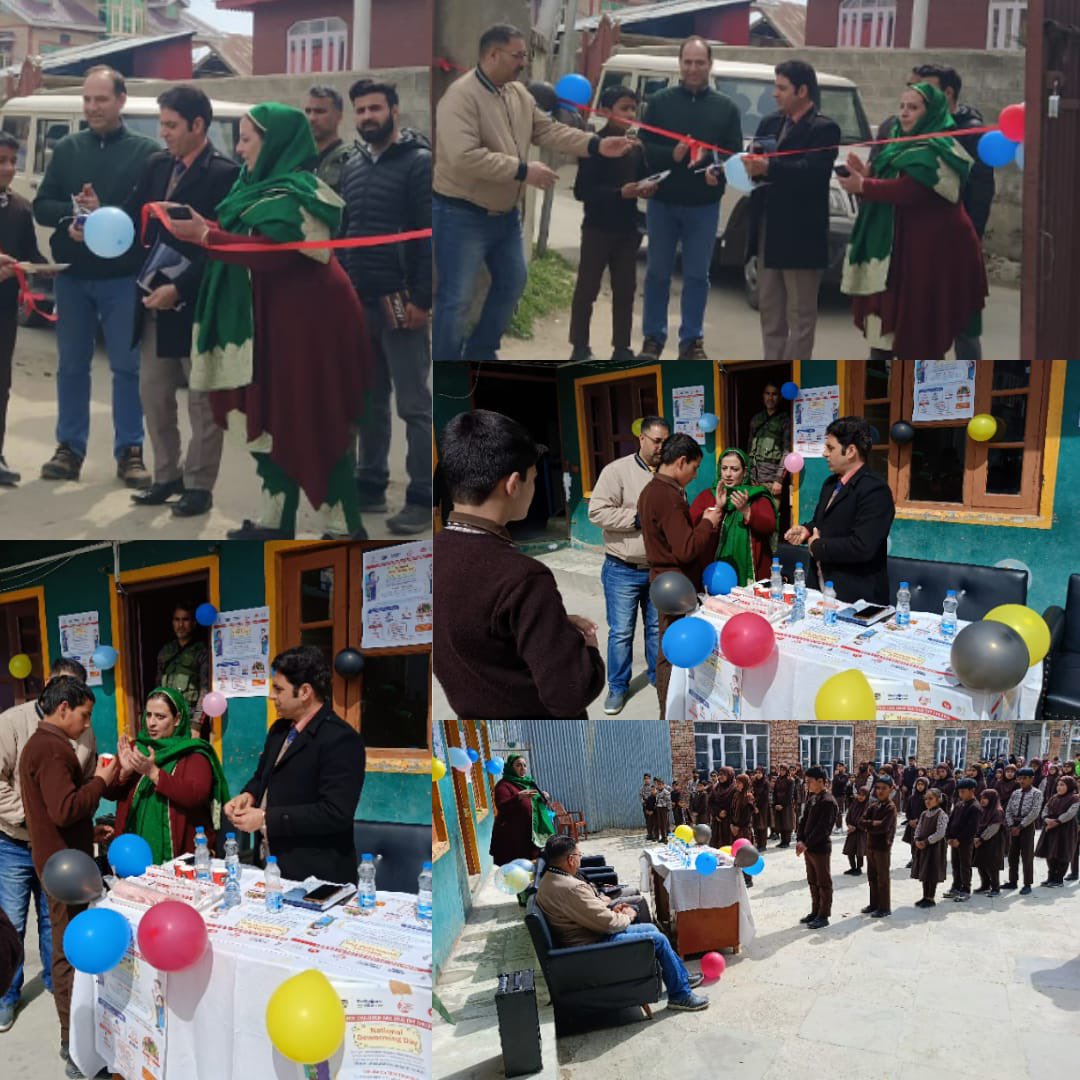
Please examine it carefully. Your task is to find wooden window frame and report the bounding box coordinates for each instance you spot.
[464,720,489,817]
[444,720,481,875]
[432,781,450,862]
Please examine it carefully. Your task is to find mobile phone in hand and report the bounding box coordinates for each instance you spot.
[166,206,193,220]
[834,165,851,178]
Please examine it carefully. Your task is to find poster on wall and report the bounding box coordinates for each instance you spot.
[57,611,102,686]
[331,981,432,1080]
[210,606,271,697]
[361,542,433,648]
[672,385,706,444]
[793,385,840,457]
[912,360,976,422]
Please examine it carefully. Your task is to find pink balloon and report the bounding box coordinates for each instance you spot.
[783,451,804,474]
[700,951,726,980]
[137,901,208,972]
[202,691,228,718]
[720,612,775,668]
[731,838,750,854]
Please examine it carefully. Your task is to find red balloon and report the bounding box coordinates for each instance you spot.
[700,951,726,980]
[999,103,1025,143]
[720,612,775,668]
[731,837,750,854]
[137,901,209,972]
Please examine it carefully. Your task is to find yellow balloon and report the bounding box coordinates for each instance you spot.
[967,414,998,442]
[7,654,32,680]
[432,756,447,782]
[266,969,345,1064]
[815,669,876,722]
[984,604,1050,666]
[631,417,643,437]
[719,846,733,856]
[673,824,694,843]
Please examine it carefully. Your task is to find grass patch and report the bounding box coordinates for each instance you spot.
[507,246,576,340]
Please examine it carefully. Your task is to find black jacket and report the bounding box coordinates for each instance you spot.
[946,797,981,844]
[125,143,240,357]
[573,122,648,232]
[802,466,896,605]
[797,791,839,853]
[340,128,432,309]
[241,702,366,885]
[747,107,841,269]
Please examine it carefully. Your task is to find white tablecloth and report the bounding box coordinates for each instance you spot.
[70,864,432,1080]
[667,590,1043,724]
[638,846,756,946]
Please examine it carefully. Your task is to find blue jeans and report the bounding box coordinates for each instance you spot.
[432,196,528,361]
[601,555,658,696]
[54,273,143,459]
[0,833,52,1007]
[607,922,690,1000]
[642,200,721,347]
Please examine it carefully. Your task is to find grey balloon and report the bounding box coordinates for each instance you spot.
[649,571,699,615]
[950,621,1029,693]
[734,844,760,868]
[42,848,105,906]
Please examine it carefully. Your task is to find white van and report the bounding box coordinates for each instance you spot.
[592,49,873,307]
[0,92,250,321]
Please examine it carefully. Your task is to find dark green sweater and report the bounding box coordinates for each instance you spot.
[33,124,159,279]
[639,83,744,206]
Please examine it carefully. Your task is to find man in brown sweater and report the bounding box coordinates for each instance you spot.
[637,432,722,719]
[434,410,605,718]
[18,676,117,1071]
[795,765,839,929]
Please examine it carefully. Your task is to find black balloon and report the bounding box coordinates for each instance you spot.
[42,849,104,905]
[734,843,760,868]
[527,80,557,112]
[649,571,699,615]
[334,648,365,677]
[553,104,586,130]
[950,621,1029,693]
[891,421,915,444]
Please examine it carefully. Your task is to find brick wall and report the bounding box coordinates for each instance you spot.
[771,720,800,764]
[670,718,696,780]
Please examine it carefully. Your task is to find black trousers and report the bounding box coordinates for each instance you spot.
[867,847,891,912]
[569,226,642,351]
[950,840,974,892]
[1008,824,1036,885]
[805,850,832,917]
[643,806,656,839]
[0,309,17,455]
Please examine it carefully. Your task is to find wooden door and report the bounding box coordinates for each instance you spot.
[0,597,45,711]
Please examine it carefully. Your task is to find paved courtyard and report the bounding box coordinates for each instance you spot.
[435,826,1080,1080]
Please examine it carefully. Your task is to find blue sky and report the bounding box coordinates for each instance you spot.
[187,0,253,34]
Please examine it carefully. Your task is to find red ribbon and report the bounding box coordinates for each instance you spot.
[13,264,58,324]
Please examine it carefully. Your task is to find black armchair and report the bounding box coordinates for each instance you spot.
[352,820,431,894]
[776,543,819,591]
[886,556,1027,621]
[1038,573,1080,722]
[524,896,661,1031]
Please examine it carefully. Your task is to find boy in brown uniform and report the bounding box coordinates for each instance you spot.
[796,766,838,929]
[858,775,898,918]
[18,677,118,1076]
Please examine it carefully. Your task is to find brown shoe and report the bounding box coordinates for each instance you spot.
[637,337,663,362]
[678,337,708,360]
[40,443,83,481]
[117,446,152,489]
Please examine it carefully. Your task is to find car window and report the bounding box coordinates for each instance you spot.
[714,77,872,145]
[600,69,631,96]
[1,114,29,170]
[34,119,71,174]
[638,75,669,104]
[80,112,241,162]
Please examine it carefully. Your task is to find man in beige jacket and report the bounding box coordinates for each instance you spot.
[535,835,708,1011]
[0,657,96,1033]
[433,22,635,362]
[588,415,669,715]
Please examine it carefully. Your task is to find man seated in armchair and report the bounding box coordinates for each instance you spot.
[535,835,709,1011]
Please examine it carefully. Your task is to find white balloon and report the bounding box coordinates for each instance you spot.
[995,559,1033,587]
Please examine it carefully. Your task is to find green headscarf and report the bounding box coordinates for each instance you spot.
[500,754,556,849]
[714,448,776,588]
[190,102,346,393]
[125,686,232,866]
[842,83,974,299]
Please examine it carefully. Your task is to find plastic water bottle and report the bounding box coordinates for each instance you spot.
[770,558,783,603]
[417,861,432,922]
[358,853,377,912]
[223,832,241,909]
[823,581,838,627]
[792,563,806,622]
[264,855,283,913]
[896,582,911,628]
[941,590,958,641]
[193,828,211,884]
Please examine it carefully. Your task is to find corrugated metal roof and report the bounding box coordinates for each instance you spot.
[0,0,103,31]
[192,32,252,76]
[577,0,748,32]
[751,0,806,47]
[1,30,195,76]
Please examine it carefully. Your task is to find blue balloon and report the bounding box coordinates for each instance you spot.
[63,908,131,974]
[781,381,800,400]
[695,851,718,875]
[977,130,1018,168]
[195,602,218,627]
[83,206,135,259]
[554,73,592,108]
[663,616,717,669]
[1015,143,1024,170]
[744,855,766,876]
[466,747,480,763]
[485,757,504,776]
[703,561,738,597]
[448,747,472,771]
[92,645,118,670]
[723,153,752,193]
[109,833,153,878]
[699,413,718,433]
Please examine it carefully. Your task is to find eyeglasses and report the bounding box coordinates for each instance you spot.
[499,49,528,61]
[641,433,665,445]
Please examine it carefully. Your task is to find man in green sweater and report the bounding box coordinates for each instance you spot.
[638,37,742,362]
[33,65,158,487]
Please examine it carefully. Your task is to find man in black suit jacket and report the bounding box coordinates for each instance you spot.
[225,645,366,885]
[126,86,240,518]
[744,61,840,363]
[785,417,895,605]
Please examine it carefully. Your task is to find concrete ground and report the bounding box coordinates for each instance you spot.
[501,169,1021,363]
[434,827,1080,1080]
[0,327,427,540]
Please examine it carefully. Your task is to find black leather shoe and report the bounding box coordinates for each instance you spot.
[0,455,20,485]
[806,916,829,929]
[132,479,184,505]
[1019,884,1032,895]
[226,519,292,540]
[861,905,875,915]
[1001,881,1017,890]
[172,489,212,516]
[799,912,816,923]
[870,909,891,918]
